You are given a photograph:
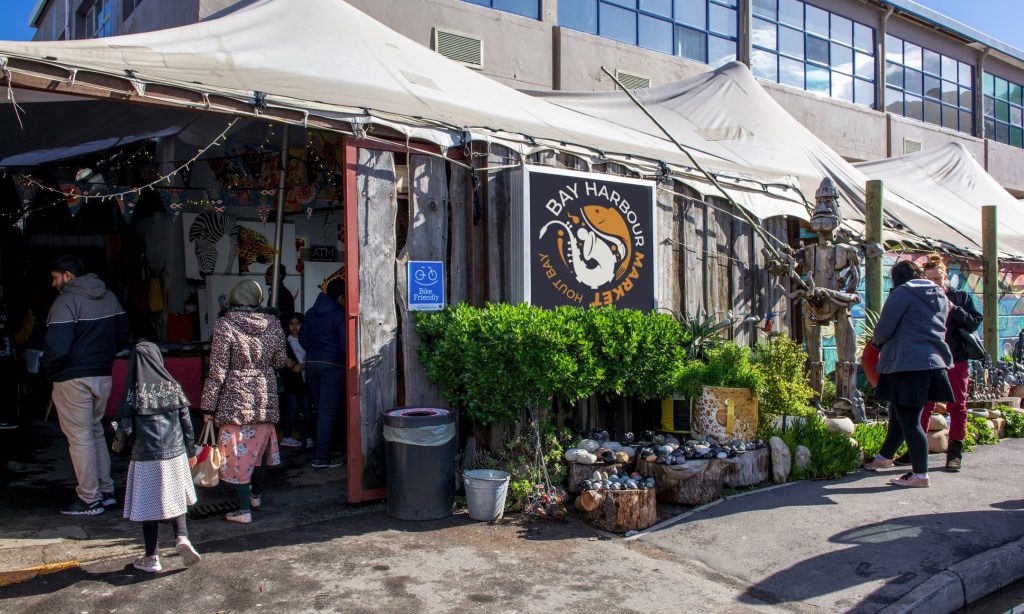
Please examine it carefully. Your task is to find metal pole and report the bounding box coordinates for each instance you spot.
[271,124,290,309]
[982,205,999,358]
[865,180,884,316]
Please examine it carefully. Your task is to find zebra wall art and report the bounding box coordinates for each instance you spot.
[188,211,239,276]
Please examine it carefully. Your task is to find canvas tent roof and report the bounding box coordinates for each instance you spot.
[0,0,811,221]
[532,63,1024,257]
[854,142,1024,258]
[0,0,1019,258]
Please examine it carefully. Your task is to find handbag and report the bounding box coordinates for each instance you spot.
[191,421,224,488]
[958,328,986,360]
[860,343,880,387]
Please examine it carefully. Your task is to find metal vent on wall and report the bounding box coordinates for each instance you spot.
[615,70,651,90]
[903,138,923,154]
[434,28,484,69]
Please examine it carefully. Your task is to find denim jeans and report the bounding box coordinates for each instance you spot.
[280,385,313,439]
[306,363,345,463]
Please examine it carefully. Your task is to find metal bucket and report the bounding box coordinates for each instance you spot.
[463,469,510,521]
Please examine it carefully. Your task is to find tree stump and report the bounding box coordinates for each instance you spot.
[637,448,770,505]
[565,462,629,493]
[577,489,657,533]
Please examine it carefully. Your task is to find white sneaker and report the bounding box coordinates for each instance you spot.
[175,537,201,567]
[305,438,315,449]
[133,555,162,573]
[226,510,252,524]
[280,437,303,448]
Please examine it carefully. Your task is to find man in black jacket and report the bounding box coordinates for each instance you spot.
[44,255,130,515]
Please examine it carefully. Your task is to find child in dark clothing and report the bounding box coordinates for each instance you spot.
[279,314,314,448]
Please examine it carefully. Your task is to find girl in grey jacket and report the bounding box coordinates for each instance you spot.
[862,260,954,487]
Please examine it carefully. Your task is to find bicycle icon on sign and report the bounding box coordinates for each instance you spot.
[414,267,439,285]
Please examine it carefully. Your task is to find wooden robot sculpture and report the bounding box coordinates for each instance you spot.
[764,177,866,423]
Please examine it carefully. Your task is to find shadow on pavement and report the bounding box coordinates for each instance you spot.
[738,508,1024,611]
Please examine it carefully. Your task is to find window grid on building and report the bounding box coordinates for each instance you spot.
[557,0,738,68]
[463,0,540,20]
[983,73,1024,149]
[749,0,875,107]
[84,0,113,38]
[122,0,145,20]
[884,34,974,135]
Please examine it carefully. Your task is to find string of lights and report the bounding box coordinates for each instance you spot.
[14,117,239,205]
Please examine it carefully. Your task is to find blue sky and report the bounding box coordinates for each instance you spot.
[0,0,1022,51]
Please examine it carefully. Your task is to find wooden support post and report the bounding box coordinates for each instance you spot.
[865,180,884,317]
[982,205,999,359]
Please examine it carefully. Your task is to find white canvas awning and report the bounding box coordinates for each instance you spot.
[0,0,1019,258]
[854,142,1024,258]
[531,63,1014,256]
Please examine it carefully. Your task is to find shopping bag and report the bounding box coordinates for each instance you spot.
[191,421,223,487]
[861,344,880,387]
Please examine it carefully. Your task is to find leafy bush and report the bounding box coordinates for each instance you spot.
[852,420,906,460]
[1002,407,1024,438]
[770,415,861,479]
[417,304,690,424]
[965,414,999,448]
[586,306,686,400]
[751,336,816,422]
[675,342,764,400]
[416,303,601,424]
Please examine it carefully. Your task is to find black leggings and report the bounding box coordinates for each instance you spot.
[880,403,929,474]
[142,515,188,557]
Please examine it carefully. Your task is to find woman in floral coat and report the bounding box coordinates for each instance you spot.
[201,279,292,524]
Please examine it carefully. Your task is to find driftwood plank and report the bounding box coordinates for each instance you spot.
[656,184,681,314]
[764,217,791,334]
[732,210,753,346]
[683,198,703,316]
[357,148,398,493]
[486,144,512,303]
[448,163,469,305]
[397,154,449,408]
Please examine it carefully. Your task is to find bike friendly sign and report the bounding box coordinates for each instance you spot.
[408,260,445,311]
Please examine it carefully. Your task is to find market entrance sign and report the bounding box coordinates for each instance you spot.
[408,260,445,311]
[521,167,656,310]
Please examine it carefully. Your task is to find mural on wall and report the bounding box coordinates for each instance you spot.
[525,166,656,310]
[822,252,1024,370]
[183,212,297,279]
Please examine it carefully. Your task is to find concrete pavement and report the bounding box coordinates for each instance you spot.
[1,419,1023,612]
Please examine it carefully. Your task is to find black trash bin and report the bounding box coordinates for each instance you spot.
[383,407,456,520]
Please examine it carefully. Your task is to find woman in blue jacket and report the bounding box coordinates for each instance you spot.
[862,260,954,487]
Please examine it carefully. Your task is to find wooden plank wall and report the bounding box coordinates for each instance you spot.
[356,148,398,493]
[352,146,798,454]
[397,154,449,408]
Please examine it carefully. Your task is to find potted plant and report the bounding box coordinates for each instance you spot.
[676,342,765,442]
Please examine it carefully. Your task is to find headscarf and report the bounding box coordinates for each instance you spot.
[115,341,190,418]
[228,279,263,306]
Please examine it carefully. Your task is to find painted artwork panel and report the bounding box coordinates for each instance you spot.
[183,212,297,279]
